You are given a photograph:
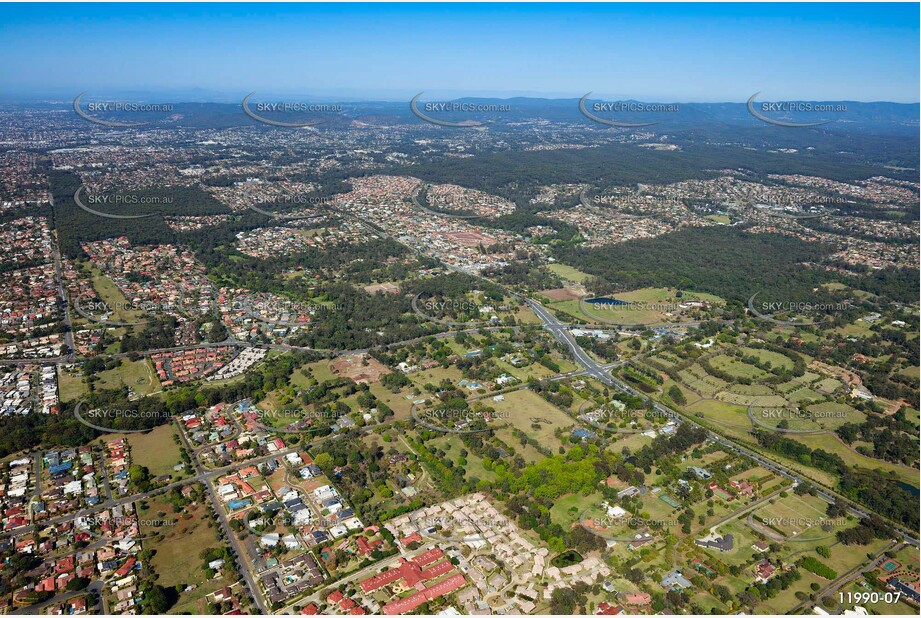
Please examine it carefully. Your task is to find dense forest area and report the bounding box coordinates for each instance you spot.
[553,226,919,304]
[385,140,918,201]
[49,170,230,258]
[556,227,833,300]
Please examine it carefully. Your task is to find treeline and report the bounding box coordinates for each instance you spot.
[496,448,621,554]
[837,469,919,531]
[632,423,709,470]
[753,430,848,476]
[832,511,895,546]
[798,556,837,580]
[403,272,504,303]
[120,317,178,352]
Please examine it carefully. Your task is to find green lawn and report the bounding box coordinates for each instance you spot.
[709,354,768,381]
[87,266,149,324]
[494,389,576,450]
[739,347,795,372]
[141,498,222,589]
[98,423,185,478]
[57,366,87,402]
[295,360,335,384]
[546,263,592,284]
[95,358,161,395]
[550,492,603,529]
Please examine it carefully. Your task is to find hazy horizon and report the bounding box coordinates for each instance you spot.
[1,3,918,103]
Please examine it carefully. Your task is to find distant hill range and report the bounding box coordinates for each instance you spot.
[10,95,919,135]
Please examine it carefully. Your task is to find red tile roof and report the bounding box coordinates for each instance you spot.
[381,573,467,615]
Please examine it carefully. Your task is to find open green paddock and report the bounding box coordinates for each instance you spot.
[749,405,858,433]
[492,425,547,464]
[817,536,892,576]
[549,491,605,529]
[738,346,795,372]
[725,384,775,396]
[491,389,575,451]
[718,392,788,407]
[427,434,499,483]
[546,263,593,284]
[813,378,843,394]
[708,354,769,381]
[751,492,835,539]
[684,398,751,434]
[679,365,728,396]
[786,387,824,404]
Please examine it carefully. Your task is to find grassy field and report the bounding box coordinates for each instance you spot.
[408,366,466,390]
[550,492,603,529]
[57,366,87,402]
[493,389,576,450]
[546,263,592,284]
[739,347,795,371]
[295,360,335,385]
[819,537,891,575]
[752,492,835,539]
[368,383,414,420]
[548,286,722,326]
[608,431,655,453]
[569,299,660,326]
[709,355,768,381]
[87,266,149,324]
[786,387,823,403]
[813,378,843,394]
[718,391,788,408]
[98,423,185,478]
[494,358,564,382]
[509,303,543,325]
[140,497,222,590]
[832,320,875,339]
[685,398,750,429]
[756,571,824,614]
[95,358,160,396]
[801,402,865,431]
[492,425,546,464]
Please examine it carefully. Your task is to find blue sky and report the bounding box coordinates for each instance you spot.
[1,3,917,102]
